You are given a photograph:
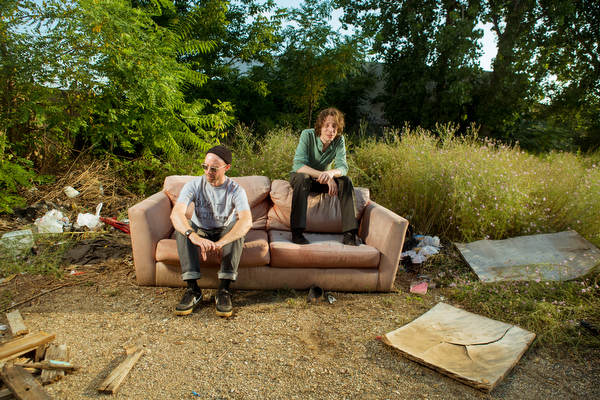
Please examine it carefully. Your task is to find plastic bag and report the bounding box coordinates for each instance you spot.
[35,210,70,233]
[76,203,104,231]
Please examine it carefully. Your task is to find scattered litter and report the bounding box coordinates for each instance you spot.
[327,294,337,304]
[0,274,17,285]
[100,216,130,234]
[383,302,536,393]
[70,271,85,276]
[62,238,131,266]
[63,186,80,198]
[75,203,104,231]
[192,390,201,397]
[0,325,8,331]
[308,284,324,302]
[34,210,71,233]
[410,282,428,294]
[0,230,34,257]
[401,235,441,264]
[415,235,440,247]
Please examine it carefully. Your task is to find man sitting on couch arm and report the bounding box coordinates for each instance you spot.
[170,145,252,317]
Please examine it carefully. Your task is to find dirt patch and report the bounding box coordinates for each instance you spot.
[1,244,599,399]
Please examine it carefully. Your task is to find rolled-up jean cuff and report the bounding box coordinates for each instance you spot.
[181,271,202,281]
[218,271,237,281]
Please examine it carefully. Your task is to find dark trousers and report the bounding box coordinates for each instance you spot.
[176,220,244,282]
[289,172,358,233]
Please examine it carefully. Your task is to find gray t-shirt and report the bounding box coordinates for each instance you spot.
[177,176,250,230]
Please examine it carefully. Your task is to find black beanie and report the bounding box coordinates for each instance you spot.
[206,145,232,165]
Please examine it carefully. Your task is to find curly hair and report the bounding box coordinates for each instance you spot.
[314,108,345,140]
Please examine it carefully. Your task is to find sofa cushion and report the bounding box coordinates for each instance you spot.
[163,175,271,229]
[267,179,370,232]
[156,229,270,267]
[268,230,380,269]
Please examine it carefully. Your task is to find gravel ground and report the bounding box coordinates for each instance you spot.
[2,255,600,400]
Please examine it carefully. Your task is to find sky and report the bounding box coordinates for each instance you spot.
[272,0,498,71]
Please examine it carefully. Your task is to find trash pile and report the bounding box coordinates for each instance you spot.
[5,160,138,236]
[401,235,442,265]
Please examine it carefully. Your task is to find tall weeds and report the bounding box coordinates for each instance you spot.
[352,124,600,244]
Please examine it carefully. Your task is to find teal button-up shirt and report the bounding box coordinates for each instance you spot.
[291,129,349,175]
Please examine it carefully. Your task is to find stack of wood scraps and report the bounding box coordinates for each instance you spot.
[0,310,80,399]
[0,310,146,398]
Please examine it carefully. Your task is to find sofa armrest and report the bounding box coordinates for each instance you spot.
[360,201,409,291]
[128,191,174,285]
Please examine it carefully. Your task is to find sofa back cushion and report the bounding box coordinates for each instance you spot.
[163,175,271,229]
[267,179,370,233]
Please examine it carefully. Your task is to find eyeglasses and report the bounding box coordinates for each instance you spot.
[201,163,227,173]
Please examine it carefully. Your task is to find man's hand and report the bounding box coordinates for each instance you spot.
[189,233,216,261]
[316,170,338,197]
[316,170,336,185]
[326,177,338,197]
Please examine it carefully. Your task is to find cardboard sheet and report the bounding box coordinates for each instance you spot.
[383,303,536,393]
[455,231,600,282]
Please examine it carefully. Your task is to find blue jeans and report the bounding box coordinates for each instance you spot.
[176,220,244,282]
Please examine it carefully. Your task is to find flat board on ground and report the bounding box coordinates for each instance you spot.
[455,230,600,282]
[383,302,536,393]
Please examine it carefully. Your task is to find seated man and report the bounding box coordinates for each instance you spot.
[170,145,252,317]
[289,107,359,246]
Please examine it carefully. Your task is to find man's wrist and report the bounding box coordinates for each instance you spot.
[184,229,194,238]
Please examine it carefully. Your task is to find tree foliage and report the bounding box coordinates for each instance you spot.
[277,0,365,127]
[537,0,600,151]
[340,0,484,130]
[1,0,236,167]
[340,0,599,152]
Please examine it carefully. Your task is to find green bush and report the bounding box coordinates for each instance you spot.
[228,124,298,181]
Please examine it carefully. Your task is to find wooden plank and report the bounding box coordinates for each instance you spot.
[0,366,52,400]
[98,348,144,394]
[6,311,28,337]
[40,345,67,385]
[0,333,55,365]
[14,360,80,372]
[0,387,13,400]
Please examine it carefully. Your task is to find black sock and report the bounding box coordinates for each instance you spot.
[186,280,199,291]
[219,279,232,292]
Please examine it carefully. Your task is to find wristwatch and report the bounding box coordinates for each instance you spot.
[184,229,194,238]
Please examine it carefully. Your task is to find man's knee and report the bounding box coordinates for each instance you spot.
[290,172,311,189]
[336,176,354,191]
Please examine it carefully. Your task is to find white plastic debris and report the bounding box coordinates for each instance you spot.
[402,235,442,264]
[0,230,34,257]
[64,186,80,198]
[34,210,70,233]
[75,203,104,231]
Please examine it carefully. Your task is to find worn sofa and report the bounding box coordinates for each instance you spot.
[128,175,409,292]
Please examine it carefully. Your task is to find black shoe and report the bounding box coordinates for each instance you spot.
[292,229,310,245]
[343,231,358,246]
[175,288,203,316]
[215,289,233,317]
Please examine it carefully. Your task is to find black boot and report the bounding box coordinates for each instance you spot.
[343,230,358,246]
[292,228,309,245]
